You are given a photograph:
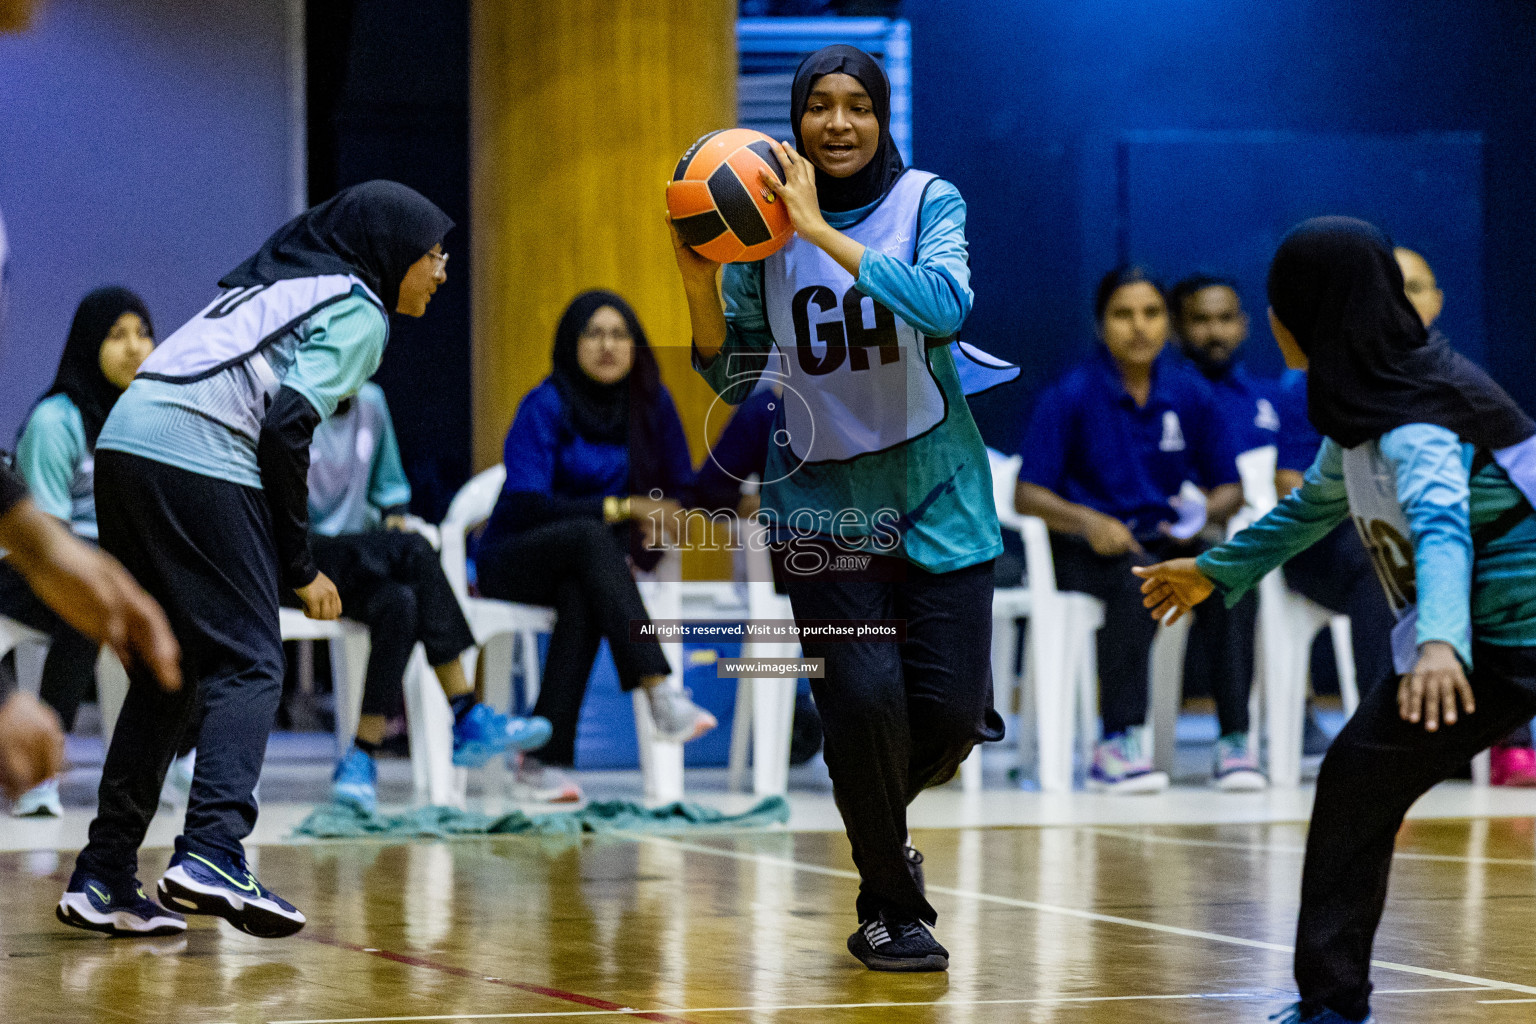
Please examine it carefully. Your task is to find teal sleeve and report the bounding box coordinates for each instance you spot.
[366,389,412,512]
[13,395,86,523]
[693,261,776,405]
[854,180,973,339]
[1195,439,1352,605]
[284,292,388,420]
[1379,424,1474,666]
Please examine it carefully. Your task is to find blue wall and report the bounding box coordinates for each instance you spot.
[905,0,1536,450]
[0,0,297,441]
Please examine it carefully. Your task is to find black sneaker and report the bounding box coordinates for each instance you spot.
[903,839,925,895]
[158,848,305,938]
[846,912,949,972]
[56,873,186,937]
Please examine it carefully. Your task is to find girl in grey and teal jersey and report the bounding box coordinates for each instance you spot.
[1135,217,1536,1024]
[2,288,155,818]
[58,181,452,942]
[672,45,1004,975]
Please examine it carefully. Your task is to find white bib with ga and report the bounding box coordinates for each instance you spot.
[1341,441,1422,672]
[762,169,948,464]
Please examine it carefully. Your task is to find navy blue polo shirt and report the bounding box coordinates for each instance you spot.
[1018,346,1240,539]
[1275,369,1323,472]
[1183,355,1284,458]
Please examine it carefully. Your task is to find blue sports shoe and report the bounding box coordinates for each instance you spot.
[452,703,549,766]
[505,714,552,753]
[1270,1003,1374,1024]
[331,745,378,814]
[57,872,186,937]
[158,847,305,938]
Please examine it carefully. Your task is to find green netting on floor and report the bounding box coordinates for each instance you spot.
[291,795,790,840]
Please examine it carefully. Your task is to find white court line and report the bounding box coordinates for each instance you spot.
[627,834,1536,997]
[1081,826,1536,866]
[264,988,1486,1023]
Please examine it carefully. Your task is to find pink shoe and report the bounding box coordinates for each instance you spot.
[1490,746,1536,787]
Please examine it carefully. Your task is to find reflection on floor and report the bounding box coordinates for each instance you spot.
[5,819,1536,1023]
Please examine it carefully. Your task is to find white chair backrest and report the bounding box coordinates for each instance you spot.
[1236,445,1280,516]
[987,447,1026,532]
[1019,516,1059,596]
[440,464,508,599]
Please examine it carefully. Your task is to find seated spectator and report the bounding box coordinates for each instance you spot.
[308,382,552,813]
[0,288,154,817]
[474,291,716,802]
[1169,274,1284,461]
[1015,266,1254,793]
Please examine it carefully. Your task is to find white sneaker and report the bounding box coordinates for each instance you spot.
[1085,727,1170,794]
[12,777,63,817]
[646,686,717,744]
[514,756,584,804]
[1212,732,1267,791]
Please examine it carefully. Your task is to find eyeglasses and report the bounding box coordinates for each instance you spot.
[428,250,449,268]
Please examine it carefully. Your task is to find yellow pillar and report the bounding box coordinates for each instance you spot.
[471,0,736,455]
[471,1,738,579]
[0,0,33,33]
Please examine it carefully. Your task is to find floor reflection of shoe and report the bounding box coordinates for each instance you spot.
[646,686,717,743]
[159,750,195,809]
[514,755,583,804]
[331,745,378,814]
[158,847,305,938]
[1490,746,1536,787]
[13,777,63,817]
[56,873,186,937]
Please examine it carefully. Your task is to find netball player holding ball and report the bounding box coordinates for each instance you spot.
[670,45,1003,972]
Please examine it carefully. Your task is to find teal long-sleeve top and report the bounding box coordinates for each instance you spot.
[1196,423,1536,669]
[307,381,411,536]
[693,177,1000,573]
[14,393,95,538]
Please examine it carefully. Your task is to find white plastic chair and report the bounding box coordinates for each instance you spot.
[441,465,699,804]
[960,450,1033,794]
[1234,445,1360,788]
[724,512,800,797]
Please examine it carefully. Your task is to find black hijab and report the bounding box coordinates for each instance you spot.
[220,180,452,316]
[549,290,671,497]
[1267,216,1534,451]
[45,287,153,447]
[790,45,906,213]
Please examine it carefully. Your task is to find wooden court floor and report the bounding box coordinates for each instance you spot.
[5,819,1536,1023]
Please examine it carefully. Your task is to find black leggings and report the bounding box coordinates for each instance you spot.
[0,561,99,731]
[77,451,284,882]
[1295,642,1536,1021]
[309,531,476,719]
[779,542,1004,925]
[476,517,670,766]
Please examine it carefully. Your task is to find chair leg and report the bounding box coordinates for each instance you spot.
[752,674,795,797]
[401,644,462,809]
[1472,748,1492,787]
[727,675,753,793]
[1329,616,1360,717]
[1147,617,1189,776]
[1033,600,1074,793]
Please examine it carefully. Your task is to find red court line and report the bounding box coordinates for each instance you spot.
[300,932,697,1023]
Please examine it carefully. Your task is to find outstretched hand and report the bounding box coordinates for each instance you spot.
[1398,641,1474,732]
[1131,558,1214,626]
